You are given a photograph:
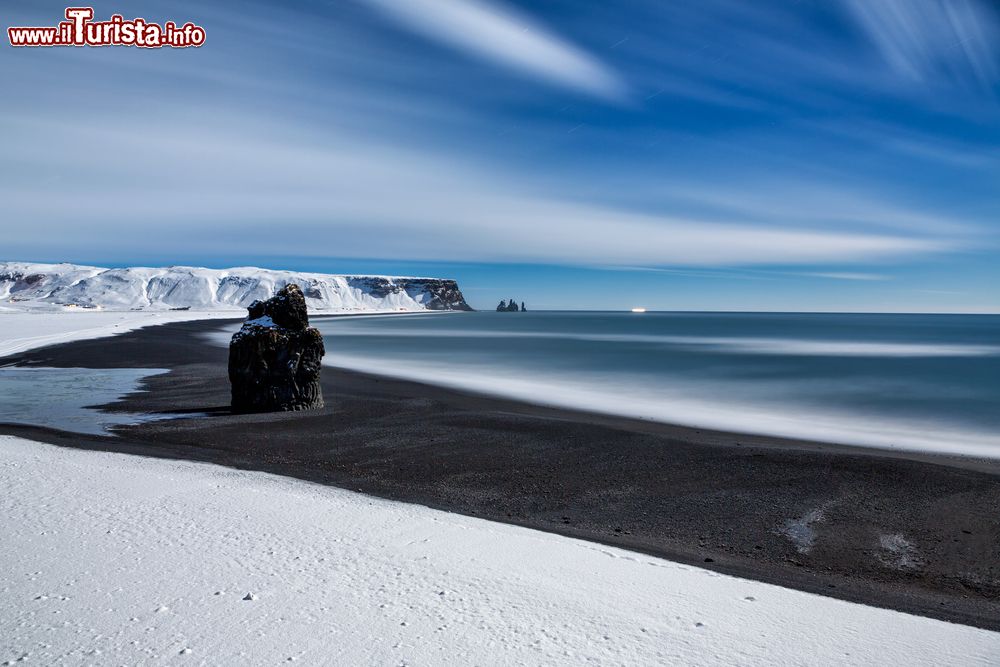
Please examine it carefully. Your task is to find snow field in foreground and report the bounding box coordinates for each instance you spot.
[1,436,998,666]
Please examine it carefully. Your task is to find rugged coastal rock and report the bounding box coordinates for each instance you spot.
[228,284,325,413]
[351,277,473,311]
[496,299,526,312]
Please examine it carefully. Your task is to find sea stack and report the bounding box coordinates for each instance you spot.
[228,284,325,413]
[496,298,524,312]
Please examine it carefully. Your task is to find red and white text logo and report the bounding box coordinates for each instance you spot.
[8,7,206,48]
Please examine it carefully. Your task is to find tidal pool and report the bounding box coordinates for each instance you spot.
[0,366,170,435]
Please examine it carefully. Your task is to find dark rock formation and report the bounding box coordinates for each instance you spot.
[415,279,474,311]
[347,277,473,311]
[496,298,523,312]
[228,284,325,413]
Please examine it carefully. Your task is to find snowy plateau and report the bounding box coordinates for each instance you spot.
[0,262,472,313]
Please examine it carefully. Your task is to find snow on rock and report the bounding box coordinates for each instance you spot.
[1,435,998,666]
[0,262,473,313]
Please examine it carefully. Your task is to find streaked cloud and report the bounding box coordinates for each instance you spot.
[842,0,1000,88]
[0,0,997,312]
[800,272,891,282]
[357,0,627,100]
[0,111,957,267]
[601,267,892,282]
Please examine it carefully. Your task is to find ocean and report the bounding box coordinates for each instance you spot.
[316,311,1000,458]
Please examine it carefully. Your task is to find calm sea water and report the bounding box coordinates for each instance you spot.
[315,312,1000,458]
[0,367,168,435]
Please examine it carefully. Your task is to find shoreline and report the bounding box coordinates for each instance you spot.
[1,317,999,631]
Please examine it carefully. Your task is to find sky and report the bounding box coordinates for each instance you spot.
[2,0,998,312]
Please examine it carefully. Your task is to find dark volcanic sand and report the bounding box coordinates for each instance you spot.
[2,317,999,630]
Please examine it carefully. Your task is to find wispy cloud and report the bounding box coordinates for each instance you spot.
[357,0,627,101]
[0,0,995,307]
[0,111,956,267]
[799,272,890,282]
[842,0,1000,88]
[603,267,892,282]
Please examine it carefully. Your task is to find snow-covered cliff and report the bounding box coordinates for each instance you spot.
[0,262,473,313]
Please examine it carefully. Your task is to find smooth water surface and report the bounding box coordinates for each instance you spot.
[314,311,1000,458]
[0,367,168,435]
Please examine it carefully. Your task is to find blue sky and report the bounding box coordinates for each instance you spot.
[2,0,998,311]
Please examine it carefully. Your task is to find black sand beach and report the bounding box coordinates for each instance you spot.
[2,317,998,630]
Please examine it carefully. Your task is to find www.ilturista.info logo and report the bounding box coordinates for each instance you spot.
[8,7,205,48]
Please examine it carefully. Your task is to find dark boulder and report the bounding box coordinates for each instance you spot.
[228,284,325,413]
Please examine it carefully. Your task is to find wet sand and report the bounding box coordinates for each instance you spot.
[2,317,999,630]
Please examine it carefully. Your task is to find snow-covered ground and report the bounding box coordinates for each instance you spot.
[2,435,999,666]
[1,312,998,665]
[0,311,237,359]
